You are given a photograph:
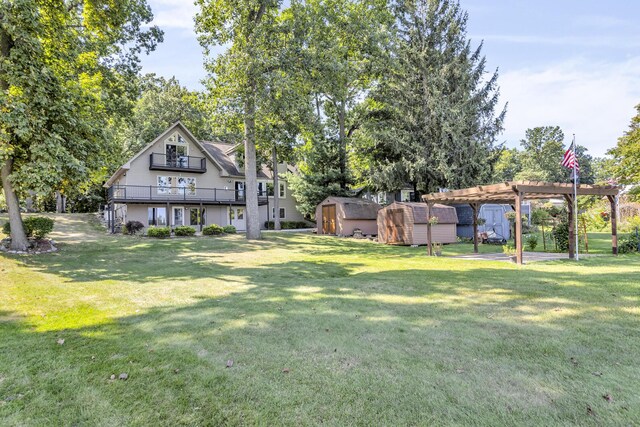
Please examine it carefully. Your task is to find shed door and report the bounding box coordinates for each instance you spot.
[322,204,336,235]
[387,208,405,244]
[483,206,508,240]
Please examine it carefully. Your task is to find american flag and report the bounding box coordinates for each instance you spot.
[561,148,579,171]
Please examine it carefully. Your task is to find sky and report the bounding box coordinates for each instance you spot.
[140,0,640,157]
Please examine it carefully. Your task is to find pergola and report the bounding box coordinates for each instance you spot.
[422,181,620,264]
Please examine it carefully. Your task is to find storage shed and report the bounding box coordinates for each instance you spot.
[316,197,381,236]
[377,202,458,245]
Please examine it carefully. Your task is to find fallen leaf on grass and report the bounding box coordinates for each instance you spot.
[602,394,613,402]
[226,360,234,368]
[57,339,65,345]
[282,368,290,373]
[174,369,180,374]
[456,369,465,374]
[592,372,602,377]
[570,357,578,366]
[587,405,595,416]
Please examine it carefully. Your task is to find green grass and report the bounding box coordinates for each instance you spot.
[1,214,639,426]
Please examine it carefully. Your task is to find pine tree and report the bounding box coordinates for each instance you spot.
[359,0,505,197]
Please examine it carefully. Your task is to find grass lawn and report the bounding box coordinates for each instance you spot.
[1,214,639,426]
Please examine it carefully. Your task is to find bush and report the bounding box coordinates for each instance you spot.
[147,226,170,238]
[552,220,569,251]
[525,234,538,251]
[2,216,55,239]
[203,224,224,235]
[174,226,196,236]
[222,225,236,234]
[264,220,311,230]
[124,220,144,235]
[619,233,639,254]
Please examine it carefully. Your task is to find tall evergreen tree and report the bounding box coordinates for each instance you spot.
[359,0,505,198]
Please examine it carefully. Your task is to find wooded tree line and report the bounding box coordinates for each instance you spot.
[1,0,637,248]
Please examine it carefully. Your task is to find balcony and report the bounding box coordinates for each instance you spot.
[107,185,268,205]
[149,153,206,173]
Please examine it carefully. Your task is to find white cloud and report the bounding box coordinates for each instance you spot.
[499,57,640,157]
[477,34,640,49]
[148,0,198,32]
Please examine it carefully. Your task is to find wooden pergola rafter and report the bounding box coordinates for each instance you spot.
[422,181,619,264]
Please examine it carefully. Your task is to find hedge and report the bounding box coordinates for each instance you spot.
[2,216,55,239]
[203,224,224,235]
[222,225,236,234]
[147,226,171,238]
[174,226,196,236]
[264,221,312,230]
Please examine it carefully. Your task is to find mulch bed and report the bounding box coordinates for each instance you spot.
[0,238,58,255]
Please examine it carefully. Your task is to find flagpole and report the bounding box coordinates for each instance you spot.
[573,134,579,261]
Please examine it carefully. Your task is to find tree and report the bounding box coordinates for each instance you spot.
[359,0,505,197]
[492,148,521,183]
[515,126,566,182]
[609,104,640,198]
[289,0,392,190]
[196,0,285,240]
[0,1,161,250]
[120,75,213,156]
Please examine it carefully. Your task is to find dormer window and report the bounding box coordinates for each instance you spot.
[165,132,188,168]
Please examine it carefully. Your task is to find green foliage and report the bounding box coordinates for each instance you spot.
[146,226,170,238]
[619,233,639,254]
[502,244,516,256]
[620,216,640,233]
[264,221,310,230]
[124,221,144,235]
[525,234,538,251]
[222,225,237,234]
[608,104,640,197]
[552,220,570,251]
[174,226,196,237]
[2,217,54,239]
[492,148,522,183]
[359,0,505,193]
[202,224,224,236]
[530,208,550,226]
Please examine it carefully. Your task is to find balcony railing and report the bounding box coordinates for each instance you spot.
[149,153,206,173]
[107,185,268,204]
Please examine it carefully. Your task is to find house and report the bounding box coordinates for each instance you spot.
[315,197,381,236]
[454,203,531,241]
[377,202,458,245]
[103,122,305,232]
[358,186,418,205]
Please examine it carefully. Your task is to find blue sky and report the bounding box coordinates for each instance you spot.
[140,0,640,157]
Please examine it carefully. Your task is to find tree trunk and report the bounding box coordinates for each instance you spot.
[243,91,261,240]
[338,101,346,189]
[272,145,281,231]
[1,158,29,251]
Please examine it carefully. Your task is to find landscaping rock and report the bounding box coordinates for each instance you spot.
[119,373,128,380]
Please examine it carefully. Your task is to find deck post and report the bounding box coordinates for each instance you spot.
[515,191,524,265]
[565,195,575,259]
[470,202,479,254]
[426,202,433,256]
[608,195,618,255]
[110,202,115,234]
[199,202,204,231]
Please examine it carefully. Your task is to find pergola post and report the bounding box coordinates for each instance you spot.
[426,202,433,256]
[608,195,618,255]
[565,195,575,259]
[515,191,524,265]
[470,202,479,254]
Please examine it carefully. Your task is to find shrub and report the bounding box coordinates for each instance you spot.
[174,226,196,236]
[3,217,55,239]
[619,233,639,254]
[124,220,144,235]
[552,220,569,251]
[203,224,224,235]
[502,244,516,256]
[264,221,311,230]
[147,226,170,238]
[525,234,538,251]
[222,225,236,234]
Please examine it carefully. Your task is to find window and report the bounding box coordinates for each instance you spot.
[177,177,196,196]
[258,181,268,196]
[272,207,286,219]
[148,207,167,226]
[237,208,244,220]
[400,189,415,202]
[165,132,189,168]
[267,182,275,196]
[157,176,173,195]
[279,182,286,199]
